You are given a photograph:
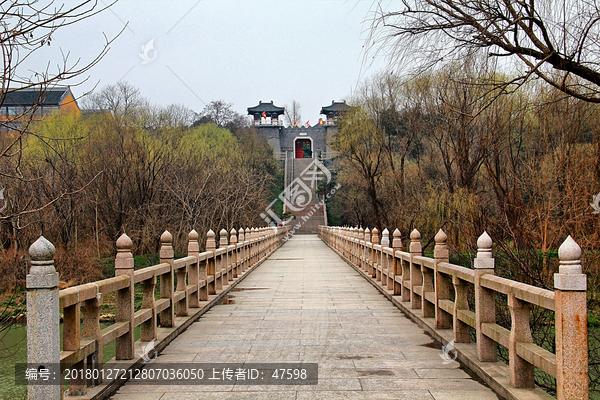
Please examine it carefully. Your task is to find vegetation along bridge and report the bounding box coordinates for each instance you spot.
[23,226,588,399]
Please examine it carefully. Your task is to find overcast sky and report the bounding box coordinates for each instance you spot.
[25,0,389,124]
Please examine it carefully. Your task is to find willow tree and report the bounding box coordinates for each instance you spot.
[366,0,600,103]
[333,107,387,229]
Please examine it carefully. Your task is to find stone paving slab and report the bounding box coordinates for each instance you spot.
[110,235,499,400]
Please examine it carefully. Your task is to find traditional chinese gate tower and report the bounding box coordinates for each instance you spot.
[248,100,350,233]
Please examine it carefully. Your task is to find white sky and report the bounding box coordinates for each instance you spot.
[23,0,388,124]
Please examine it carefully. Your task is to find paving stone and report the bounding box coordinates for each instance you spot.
[109,235,497,400]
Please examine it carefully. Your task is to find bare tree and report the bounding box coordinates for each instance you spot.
[0,0,120,218]
[366,0,600,103]
[195,100,248,129]
[0,0,120,353]
[284,100,301,127]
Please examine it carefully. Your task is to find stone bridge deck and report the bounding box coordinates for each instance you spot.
[111,235,497,400]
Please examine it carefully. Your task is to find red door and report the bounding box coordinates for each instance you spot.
[295,140,304,158]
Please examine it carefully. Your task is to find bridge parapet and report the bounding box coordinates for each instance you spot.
[25,226,289,399]
[318,225,588,400]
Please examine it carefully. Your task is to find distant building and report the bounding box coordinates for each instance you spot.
[248,100,351,234]
[0,86,79,132]
[247,100,350,161]
[320,100,350,126]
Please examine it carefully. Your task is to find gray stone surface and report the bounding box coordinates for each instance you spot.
[110,235,497,399]
[27,236,60,400]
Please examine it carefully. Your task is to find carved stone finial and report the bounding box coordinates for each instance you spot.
[409,229,421,253]
[28,236,56,275]
[371,228,380,244]
[359,227,364,240]
[477,231,493,257]
[364,227,371,242]
[434,229,448,260]
[116,233,133,252]
[29,236,55,262]
[238,228,245,241]
[555,235,586,291]
[188,229,199,253]
[206,229,216,250]
[230,228,238,244]
[558,235,582,274]
[160,230,173,245]
[474,231,494,269]
[160,230,174,259]
[381,228,390,246]
[410,229,421,241]
[435,229,447,244]
[392,228,402,249]
[220,228,228,246]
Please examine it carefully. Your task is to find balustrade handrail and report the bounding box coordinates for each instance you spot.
[25,226,290,399]
[318,225,588,400]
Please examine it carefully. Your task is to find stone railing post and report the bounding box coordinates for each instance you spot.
[508,293,534,387]
[159,230,175,327]
[370,228,379,278]
[401,233,411,303]
[256,227,262,260]
[350,227,358,265]
[380,228,389,284]
[434,229,451,329]
[358,227,365,270]
[239,228,246,273]
[206,229,217,295]
[347,227,352,262]
[474,231,497,362]
[421,237,435,319]
[346,227,352,259]
[230,228,239,278]
[453,274,470,343]
[187,229,203,306]
[140,238,157,341]
[352,227,360,265]
[554,236,588,399]
[249,227,255,266]
[220,229,231,284]
[27,236,60,400]
[116,232,135,358]
[340,227,346,257]
[364,228,371,272]
[392,229,403,295]
[175,236,189,318]
[409,229,422,309]
[140,263,158,342]
[82,286,102,386]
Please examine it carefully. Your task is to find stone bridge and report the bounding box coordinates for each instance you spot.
[23,226,588,399]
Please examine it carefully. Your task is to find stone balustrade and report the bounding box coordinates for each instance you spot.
[26,226,289,399]
[319,225,588,400]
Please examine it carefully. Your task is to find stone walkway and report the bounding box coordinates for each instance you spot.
[111,235,499,400]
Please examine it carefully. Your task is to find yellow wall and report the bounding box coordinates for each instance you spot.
[59,92,80,114]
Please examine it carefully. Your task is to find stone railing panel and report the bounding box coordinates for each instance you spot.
[319,225,588,400]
